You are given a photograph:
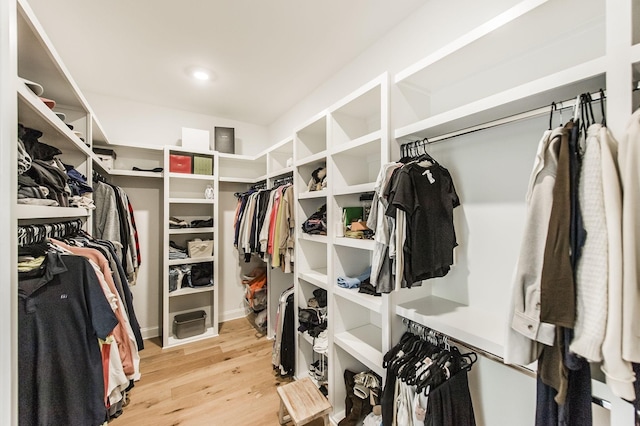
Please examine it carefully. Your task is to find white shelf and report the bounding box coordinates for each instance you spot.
[169,227,215,235]
[298,189,328,200]
[395,58,606,141]
[296,150,327,167]
[169,198,215,204]
[334,324,384,378]
[16,205,90,220]
[394,0,604,125]
[217,153,255,161]
[268,166,294,179]
[168,172,216,181]
[395,295,505,358]
[17,83,91,157]
[330,130,381,156]
[167,256,215,266]
[218,176,258,183]
[166,326,218,348]
[299,233,328,244]
[333,286,382,311]
[167,146,216,156]
[17,0,90,112]
[168,286,215,298]
[299,268,328,289]
[333,237,374,251]
[333,182,375,196]
[108,169,162,178]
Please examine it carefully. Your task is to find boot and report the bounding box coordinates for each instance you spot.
[339,370,373,426]
[338,370,356,426]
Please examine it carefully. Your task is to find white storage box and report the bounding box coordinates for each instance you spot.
[187,239,214,258]
[181,127,210,151]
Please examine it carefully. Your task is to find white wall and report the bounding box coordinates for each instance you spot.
[86,91,270,155]
[268,0,521,142]
[111,176,163,339]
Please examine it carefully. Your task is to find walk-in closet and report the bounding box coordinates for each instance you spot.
[3,0,640,424]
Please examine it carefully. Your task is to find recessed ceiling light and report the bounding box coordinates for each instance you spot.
[186,66,215,82]
[192,69,210,81]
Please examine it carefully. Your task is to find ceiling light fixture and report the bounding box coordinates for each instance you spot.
[192,69,210,81]
[186,66,214,82]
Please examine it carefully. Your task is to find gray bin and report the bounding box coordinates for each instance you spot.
[173,310,206,339]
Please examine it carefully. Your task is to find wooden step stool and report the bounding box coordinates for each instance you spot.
[277,377,332,425]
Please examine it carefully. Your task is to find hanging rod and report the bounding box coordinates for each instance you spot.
[421,90,606,145]
[401,318,611,410]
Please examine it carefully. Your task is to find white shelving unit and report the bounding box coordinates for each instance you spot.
[293,111,330,387]
[15,0,122,232]
[291,73,390,423]
[161,146,219,348]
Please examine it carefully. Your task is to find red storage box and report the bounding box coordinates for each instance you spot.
[169,154,192,174]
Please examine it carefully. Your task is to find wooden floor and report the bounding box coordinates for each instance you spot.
[109,318,322,426]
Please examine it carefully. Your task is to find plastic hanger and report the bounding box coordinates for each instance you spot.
[599,88,606,126]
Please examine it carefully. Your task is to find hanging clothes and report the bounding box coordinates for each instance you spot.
[381,328,477,426]
[92,180,141,284]
[18,252,118,426]
[234,182,294,271]
[368,147,459,293]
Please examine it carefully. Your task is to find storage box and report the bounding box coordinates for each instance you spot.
[188,239,214,258]
[181,127,210,151]
[173,310,206,339]
[193,155,213,175]
[93,147,116,170]
[169,154,192,174]
[214,127,235,154]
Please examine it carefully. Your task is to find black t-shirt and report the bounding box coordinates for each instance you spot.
[18,253,119,426]
[388,162,460,285]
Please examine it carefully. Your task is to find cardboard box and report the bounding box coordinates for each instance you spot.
[181,127,210,151]
[169,154,192,174]
[193,155,213,175]
[173,310,206,339]
[214,127,235,154]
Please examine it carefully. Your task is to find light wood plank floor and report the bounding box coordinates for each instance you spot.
[109,318,324,426]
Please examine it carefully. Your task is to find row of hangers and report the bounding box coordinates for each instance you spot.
[18,219,84,247]
[235,175,294,198]
[399,138,439,165]
[384,319,477,394]
[548,88,606,132]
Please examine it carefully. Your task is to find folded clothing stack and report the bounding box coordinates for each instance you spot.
[169,241,188,259]
[337,266,372,289]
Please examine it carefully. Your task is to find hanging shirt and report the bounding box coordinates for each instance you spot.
[18,253,118,426]
[388,163,460,285]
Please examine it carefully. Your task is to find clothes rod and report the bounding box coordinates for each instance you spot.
[401,318,611,410]
[424,90,605,145]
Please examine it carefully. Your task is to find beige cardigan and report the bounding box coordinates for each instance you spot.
[620,110,640,365]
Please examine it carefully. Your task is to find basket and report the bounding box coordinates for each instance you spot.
[173,310,206,339]
[187,239,214,258]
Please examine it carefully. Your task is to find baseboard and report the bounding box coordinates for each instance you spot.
[140,326,160,339]
[220,308,247,322]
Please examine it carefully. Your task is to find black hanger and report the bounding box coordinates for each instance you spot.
[548,102,557,130]
[599,88,606,126]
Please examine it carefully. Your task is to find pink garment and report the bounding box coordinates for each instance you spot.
[50,239,134,376]
[267,188,283,255]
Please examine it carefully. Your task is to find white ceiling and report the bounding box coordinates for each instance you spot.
[26,0,429,126]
